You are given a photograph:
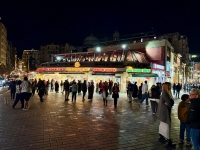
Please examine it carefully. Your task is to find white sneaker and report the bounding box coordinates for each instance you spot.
[23,108,28,110]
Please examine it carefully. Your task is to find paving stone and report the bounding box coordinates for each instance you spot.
[0,92,192,149]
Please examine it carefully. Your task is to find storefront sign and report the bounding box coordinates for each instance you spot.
[126,68,151,73]
[36,68,64,72]
[65,67,90,72]
[74,62,81,67]
[152,63,165,70]
[92,68,117,72]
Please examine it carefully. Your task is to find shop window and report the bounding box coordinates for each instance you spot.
[110,53,117,62]
[126,51,134,62]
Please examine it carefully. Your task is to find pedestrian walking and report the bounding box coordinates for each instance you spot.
[138,83,143,99]
[71,82,78,102]
[178,94,192,146]
[55,81,59,93]
[176,83,182,99]
[81,80,87,101]
[8,79,16,100]
[12,80,24,109]
[112,83,119,107]
[21,76,32,110]
[173,83,176,95]
[149,85,160,114]
[88,82,94,101]
[139,80,149,106]
[78,80,81,94]
[132,82,138,99]
[102,82,108,106]
[127,81,133,102]
[60,80,64,94]
[31,80,36,96]
[64,80,70,101]
[156,82,176,147]
[38,81,45,102]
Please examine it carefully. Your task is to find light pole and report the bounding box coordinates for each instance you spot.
[122,44,126,61]
[183,63,186,84]
[178,66,180,83]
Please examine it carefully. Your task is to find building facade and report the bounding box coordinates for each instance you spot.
[0,22,7,65]
[160,32,190,82]
[22,49,40,72]
[7,41,16,69]
[39,43,71,63]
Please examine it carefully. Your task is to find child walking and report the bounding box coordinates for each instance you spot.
[178,94,192,146]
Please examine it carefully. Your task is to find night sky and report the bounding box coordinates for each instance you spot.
[0,0,200,58]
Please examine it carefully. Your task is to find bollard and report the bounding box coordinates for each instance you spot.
[4,97,8,104]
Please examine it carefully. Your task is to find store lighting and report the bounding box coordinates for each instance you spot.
[56,56,61,61]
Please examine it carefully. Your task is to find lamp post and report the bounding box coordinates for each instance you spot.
[122,44,126,61]
[178,66,180,83]
[183,63,186,84]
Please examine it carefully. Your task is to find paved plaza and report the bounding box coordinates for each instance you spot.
[0,90,194,150]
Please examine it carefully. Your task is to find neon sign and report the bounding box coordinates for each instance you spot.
[36,68,64,72]
[126,68,151,73]
[92,68,117,72]
[65,68,90,72]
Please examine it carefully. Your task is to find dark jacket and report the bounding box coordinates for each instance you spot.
[81,82,87,93]
[64,81,70,91]
[149,87,160,99]
[186,98,200,129]
[132,84,138,97]
[128,83,134,92]
[9,81,16,91]
[112,86,119,98]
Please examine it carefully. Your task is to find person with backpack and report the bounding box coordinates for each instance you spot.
[178,94,192,146]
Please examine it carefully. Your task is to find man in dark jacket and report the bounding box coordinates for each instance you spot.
[176,83,182,99]
[81,80,87,101]
[64,80,70,101]
[9,80,16,100]
[149,85,160,114]
[127,81,134,102]
[186,88,200,150]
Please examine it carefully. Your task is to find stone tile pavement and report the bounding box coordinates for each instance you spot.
[0,90,194,150]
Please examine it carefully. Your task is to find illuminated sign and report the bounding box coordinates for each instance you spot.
[74,62,80,67]
[92,68,117,72]
[65,68,90,72]
[36,68,64,72]
[126,68,151,73]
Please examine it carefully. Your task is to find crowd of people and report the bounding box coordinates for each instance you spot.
[8,77,200,149]
[8,77,120,109]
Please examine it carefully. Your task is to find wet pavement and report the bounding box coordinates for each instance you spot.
[0,91,194,150]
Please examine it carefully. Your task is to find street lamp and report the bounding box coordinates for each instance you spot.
[122,44,127,61]
[178,66,180,83]
[96,47,101,52]
[183,63,186,84]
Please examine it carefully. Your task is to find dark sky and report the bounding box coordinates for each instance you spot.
[0,0,200,58]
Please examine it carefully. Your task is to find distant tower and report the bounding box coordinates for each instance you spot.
[113,30,120,41]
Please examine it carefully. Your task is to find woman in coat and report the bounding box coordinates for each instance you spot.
[156,82,175,147]
[55,81,59,93]
[112,83,119,107]
[88,82,94,101]
[102,82,109,106]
